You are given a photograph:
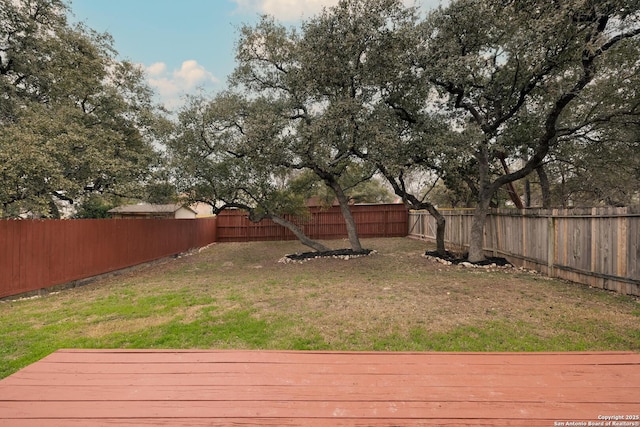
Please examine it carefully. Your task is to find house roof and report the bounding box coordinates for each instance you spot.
[305,196,340,207]
[108,204,197,214]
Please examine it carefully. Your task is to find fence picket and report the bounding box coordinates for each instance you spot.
[0,205,407,299]
[408,208,640,296]
[0,218,218,299]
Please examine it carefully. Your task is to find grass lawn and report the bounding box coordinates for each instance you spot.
[1,237,639,379]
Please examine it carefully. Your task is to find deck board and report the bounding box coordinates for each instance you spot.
[1,350,639,426]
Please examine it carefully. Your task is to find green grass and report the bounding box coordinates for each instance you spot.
[1,238,639,379]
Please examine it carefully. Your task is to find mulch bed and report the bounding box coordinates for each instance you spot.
[284,248,375,262]
[425,250,512,267]
[281,248,511,267]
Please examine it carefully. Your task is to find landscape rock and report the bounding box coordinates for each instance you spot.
[279,249,376,264]
[424,250,513,269]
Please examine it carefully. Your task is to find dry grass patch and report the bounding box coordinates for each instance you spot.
[1,238,639,379]
[82,316,174,339]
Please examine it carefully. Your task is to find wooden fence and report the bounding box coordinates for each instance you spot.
[408,207,640,296]
[0,218,218,299]
[1,204,407,299]
[216,204,408,242]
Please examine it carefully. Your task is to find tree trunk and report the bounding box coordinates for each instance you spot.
[536,165,551,209]
[375,166,447,256]
[467,200,490,263]
[329,180,363,252]
[468,146,491,263]
[422,203,446,256]
[246,208,331,253]
[48,199,61,219]
[268,214,331,252]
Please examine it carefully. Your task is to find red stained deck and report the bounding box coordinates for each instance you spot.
[1,349,639,426]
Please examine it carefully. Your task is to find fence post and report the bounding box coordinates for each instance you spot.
[521,209,526,263]
[547,212,555,277]
[590,207,597,277]
[617,207,628,287]
[490,211,497,257]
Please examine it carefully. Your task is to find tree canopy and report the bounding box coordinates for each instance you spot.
[4,0,639,264]
[0,0,161,218]
[166,0,640,259]
[168,91,333,252]
[415,0,640,260]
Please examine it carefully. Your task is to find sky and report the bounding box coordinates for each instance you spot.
[69,0,446,110]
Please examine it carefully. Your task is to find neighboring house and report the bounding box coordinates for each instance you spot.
[305,196,341,208]
[108,204,198,219]
[190,202,214,218]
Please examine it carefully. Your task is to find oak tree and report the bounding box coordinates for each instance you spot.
[0,0,160,217]
[169,92,332,252]
[230,0,418,252]
[418,0,640,261]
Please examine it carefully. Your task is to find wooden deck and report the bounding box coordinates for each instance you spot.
[1,350,639,426]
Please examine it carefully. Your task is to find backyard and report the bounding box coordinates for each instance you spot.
[2,237,639,379]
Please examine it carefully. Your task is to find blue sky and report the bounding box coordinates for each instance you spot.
[69,0,446,110]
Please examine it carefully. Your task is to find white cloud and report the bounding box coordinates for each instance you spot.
[175,60,218,87]
[147,62,167,76]
[232,0,447,21]
[232,0,338,21]
[146,60,220,110]
[262,0,339,20]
